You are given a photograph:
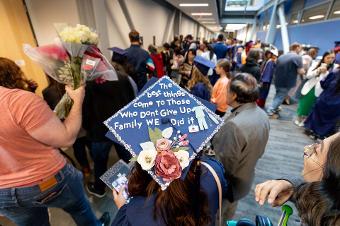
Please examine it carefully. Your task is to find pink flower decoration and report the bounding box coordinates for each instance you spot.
[156,138,171,152]
[179,134,188,141]
[180,140,189,146]
[155,151,182,182]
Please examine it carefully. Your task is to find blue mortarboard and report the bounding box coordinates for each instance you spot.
[104,77,223,190]
[108,47,127,56]
[193,56,215,76]
[108,47,127,62]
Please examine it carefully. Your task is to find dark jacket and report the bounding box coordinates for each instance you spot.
[111,157,228,226]
[125,44,150,91]
[42,86,65,109]
[240,59,261,82]
[82,72,135,142]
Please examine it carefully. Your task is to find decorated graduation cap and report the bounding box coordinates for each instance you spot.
[104,76,223,190]
[193,55,215,76]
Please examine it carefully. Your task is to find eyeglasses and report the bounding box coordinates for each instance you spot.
[303,143,319,158]
[303,141,324,166]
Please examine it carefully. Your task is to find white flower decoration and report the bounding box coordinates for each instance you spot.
[137,149,157,170]
[140,142,156,152]
[174,150,190,169]
[162,127,173,139]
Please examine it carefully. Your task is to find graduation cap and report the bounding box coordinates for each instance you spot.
[104,77,223,190]
[193,55,215,76]
[108,47,127,62]
[334,42,340,54]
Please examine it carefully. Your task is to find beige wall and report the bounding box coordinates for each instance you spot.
[0,0,47,95]
[25,0,80,46]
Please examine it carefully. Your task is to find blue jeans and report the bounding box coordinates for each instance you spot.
[269,87,290,113]
[0,164,101,226]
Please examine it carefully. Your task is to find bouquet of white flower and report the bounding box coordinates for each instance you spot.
[24,24,117,118]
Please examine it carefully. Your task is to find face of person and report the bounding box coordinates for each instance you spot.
[296,46,302,54]
[215,65,222,75]
[324,53,335,65]
[188,51,195,61]
[302,135,336,182]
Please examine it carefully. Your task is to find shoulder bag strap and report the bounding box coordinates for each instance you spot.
[201,161,223,226]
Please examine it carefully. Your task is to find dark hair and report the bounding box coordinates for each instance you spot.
[163,43,170,49]
[148,45,158,54]
[184,49,197,64]
[128,158,211,226]
[294,136,340,226]
[207,44,215,61]
[174,47,182,56]
[0,57,29,90]
[246,48,262,63]
[229,73,259,103]
[217,34,224,41]
[129,30,140,42]
[290,42,301,51]
[313,52,332,71]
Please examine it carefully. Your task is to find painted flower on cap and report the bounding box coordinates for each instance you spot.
[156,138,171,152]
[137,149,157,170]
[174,150,190,169]
[155,151,182,182]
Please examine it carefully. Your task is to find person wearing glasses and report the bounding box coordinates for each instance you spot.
[255,133,340,226]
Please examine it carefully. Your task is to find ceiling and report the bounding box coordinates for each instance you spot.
[166,0,222,32]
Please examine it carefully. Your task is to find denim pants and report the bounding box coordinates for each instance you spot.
[0,164,101,226]
[269,87,290,112]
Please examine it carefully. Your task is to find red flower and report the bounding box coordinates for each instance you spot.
[37,44,69,61]
[155,151,182,182]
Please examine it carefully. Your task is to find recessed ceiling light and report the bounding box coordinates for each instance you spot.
[292,20,298,24]
[224,23,247,31]
[309,15,324,20]
[334,11,340,15]
[179,3,209,7]
[197,18,215,21]
[191,13,213,16]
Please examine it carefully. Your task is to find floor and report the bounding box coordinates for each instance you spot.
[0,87,312,226]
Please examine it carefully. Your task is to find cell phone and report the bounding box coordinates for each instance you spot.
[100,160,131,199]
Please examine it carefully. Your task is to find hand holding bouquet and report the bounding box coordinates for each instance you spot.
[24,24,117,118]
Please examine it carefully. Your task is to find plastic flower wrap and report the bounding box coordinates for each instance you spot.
[24,24,117,118]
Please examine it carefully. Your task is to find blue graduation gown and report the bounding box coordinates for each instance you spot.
[304,69,340,137]
[111,157,228,226]
[190,82,211,101]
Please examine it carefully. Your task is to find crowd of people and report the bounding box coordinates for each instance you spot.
[0,28,340,226]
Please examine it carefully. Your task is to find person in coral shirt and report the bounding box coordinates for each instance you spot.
[0,58,109,226]
[211,59,231,117]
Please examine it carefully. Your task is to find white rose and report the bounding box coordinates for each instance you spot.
[174,150,190,169]
[137,149,157,170]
